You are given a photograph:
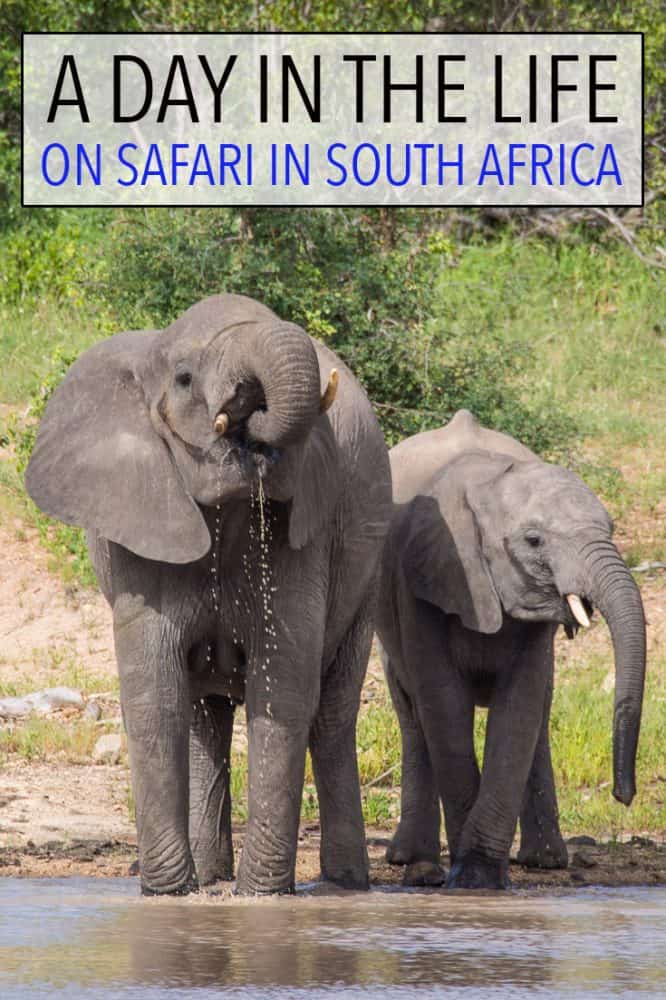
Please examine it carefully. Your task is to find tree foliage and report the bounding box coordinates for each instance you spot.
[104,205,579,449]
[0,1,661,456]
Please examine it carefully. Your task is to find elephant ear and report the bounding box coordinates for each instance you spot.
[288,414,342,550]
[25,330,210,564]
[401,453,512,634]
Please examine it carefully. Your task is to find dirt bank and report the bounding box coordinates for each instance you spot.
[1,517,664,892]
[1,826,664,890]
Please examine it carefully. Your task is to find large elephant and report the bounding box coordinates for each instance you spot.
[26,293,392,896]
[377,410,646,889]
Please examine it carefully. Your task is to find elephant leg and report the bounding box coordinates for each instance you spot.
[236,711,310,895]
[418,678,480,869]
[309,609,371,890]
[114,600,197,896]
[234,553,328,896]
[383,660,441,875]
[235,628,320,894]
[448,631,550,890]
[398,601,480,867]
[189,695,235,885]
[518,658,568,870]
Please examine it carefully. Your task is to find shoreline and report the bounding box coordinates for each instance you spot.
[2,827,664,889]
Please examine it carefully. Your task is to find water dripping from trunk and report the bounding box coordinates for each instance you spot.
[251,471,277,719]
[200,468,224,720]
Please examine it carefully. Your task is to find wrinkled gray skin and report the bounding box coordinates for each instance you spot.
[26,294,391,896]
[377,410,646,890]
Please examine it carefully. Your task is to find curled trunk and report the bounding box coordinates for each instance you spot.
[226,320,321,448]
[581,539,646,805]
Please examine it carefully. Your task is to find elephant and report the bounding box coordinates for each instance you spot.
[25,293,392,896]
[376,409,646,890]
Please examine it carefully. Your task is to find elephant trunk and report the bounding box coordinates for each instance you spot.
[580,539,646,805]
[226,320,321,448]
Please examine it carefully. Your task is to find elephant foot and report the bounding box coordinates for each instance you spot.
[517,836,569,870]
[446,852,509,890]
[386,827,440,868]
[234,877,295,896]
[320,863,369,891]
[127,858,222,896]
[403,860,446,887]
[194,857,235,886]
[386,841,407,866]
[140,870,199,897]
[319,831,369,891]
[235,856,296,896]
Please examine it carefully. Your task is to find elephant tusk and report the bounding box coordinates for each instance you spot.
[320,368,339,413]
[214,412,230,435]
[567,594,591,628]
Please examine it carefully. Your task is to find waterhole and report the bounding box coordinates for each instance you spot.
[0,881,664,998]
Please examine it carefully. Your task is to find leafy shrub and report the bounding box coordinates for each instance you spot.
[7,347,96,588]
[10,347,77,472]
[107,207,577,452]
[0,211,109,307]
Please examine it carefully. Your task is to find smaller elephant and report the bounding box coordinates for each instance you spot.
[377,410,646,889]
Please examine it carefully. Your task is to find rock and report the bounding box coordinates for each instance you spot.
[366,836,391,848]
[571,851,597,869]
[630,560,666,573]
[83,701,102,721]
[601,670,614,694]
[128,859,140,876]
[567,835,597,846]
[0,687,84,718]
[630,835,655,848]
[92,733,123,765]
[68,844,95,862]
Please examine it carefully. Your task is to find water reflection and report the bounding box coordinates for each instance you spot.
[0,880,664,998]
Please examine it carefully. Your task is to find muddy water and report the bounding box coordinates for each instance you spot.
[0,881,664,998]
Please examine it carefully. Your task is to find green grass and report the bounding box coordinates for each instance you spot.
[230,750,249,824]
[624,542,666,568]
[357,699,402,786]
[434,239,665,481]
[0,300,110,407]
[0,646,118,700]
[427,242,666,577]
[0,717,104,764]
[550,653,666,836]
[54,658,118,695]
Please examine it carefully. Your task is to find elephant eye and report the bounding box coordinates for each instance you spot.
[525,531,542,548]
[175,370,192,389]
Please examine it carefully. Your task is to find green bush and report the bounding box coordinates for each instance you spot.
[7,347,97,588]
[9,347,77,472]
[0,211,109,307]
[106,207,577,452]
